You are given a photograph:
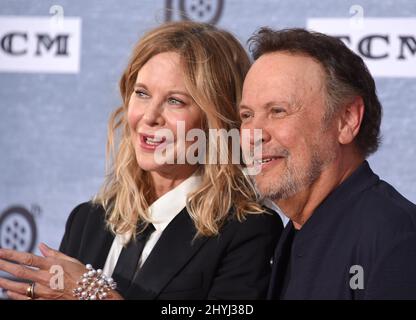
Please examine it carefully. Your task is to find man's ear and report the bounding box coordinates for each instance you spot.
[337,96,365,145]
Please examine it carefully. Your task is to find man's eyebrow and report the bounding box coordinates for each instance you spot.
[264,101,285,109]
[239,100,290,111]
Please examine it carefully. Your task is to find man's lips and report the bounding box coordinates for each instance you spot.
[252,155,285,170]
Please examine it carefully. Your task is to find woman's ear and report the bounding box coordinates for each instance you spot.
[337,96,365,145]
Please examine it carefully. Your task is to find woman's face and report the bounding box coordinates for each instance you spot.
[127,51,203,178]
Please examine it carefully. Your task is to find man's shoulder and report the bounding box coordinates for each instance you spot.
[354,178,416,231]
[355,182,416,299]
[325,161,415,234]
[343,177,416,254]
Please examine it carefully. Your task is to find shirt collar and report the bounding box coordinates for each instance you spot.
[262,198,290,227]
[291,160,378,239]
[149,173,202,232]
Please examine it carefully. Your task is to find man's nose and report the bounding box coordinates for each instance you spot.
[244,119,271,146]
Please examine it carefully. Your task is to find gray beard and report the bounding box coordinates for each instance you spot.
[255,147,334,201]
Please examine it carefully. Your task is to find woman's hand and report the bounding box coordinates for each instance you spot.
[0,243,123,300]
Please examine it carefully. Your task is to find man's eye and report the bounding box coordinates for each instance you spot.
[271,107,286,116]
[167,97,184,105]
[135,90,149,98]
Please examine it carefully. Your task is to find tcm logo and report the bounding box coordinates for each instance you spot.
[0,16,81,73]
[307,18,416,78]
[165,0,224,25]
[1,33,70,56]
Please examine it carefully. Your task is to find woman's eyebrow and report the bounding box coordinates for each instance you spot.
[238,104,253,111]
[166,90,192,97]
[134,82,148,89]
[133,84,191,98]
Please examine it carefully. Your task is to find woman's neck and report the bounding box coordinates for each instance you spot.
[150,165,199,199]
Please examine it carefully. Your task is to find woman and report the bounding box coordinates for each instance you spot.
[0,21,283,300]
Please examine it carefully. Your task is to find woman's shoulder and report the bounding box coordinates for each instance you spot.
[223,207,284,238]
[59,201,107,254]
[205,208,283,261]
[65,201,106,229]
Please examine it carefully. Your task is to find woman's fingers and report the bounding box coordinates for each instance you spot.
[39,243,81,264]
[0,277,31,295]
[0,245,87,300]
[0,277,63,300]
[0,246,86,300]
[7,290,47,300]
[0,258,51,286]
[6,290,31,300]
[0,248,50,269]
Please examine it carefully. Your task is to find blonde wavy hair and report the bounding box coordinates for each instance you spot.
[93,21,263,238]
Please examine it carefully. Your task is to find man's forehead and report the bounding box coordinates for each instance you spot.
[249,52,324,82]
[241,52,326,105]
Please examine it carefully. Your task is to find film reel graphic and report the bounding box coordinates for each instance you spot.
[165,0,224,25]
[0,206,37,253]
[0,206,38,299]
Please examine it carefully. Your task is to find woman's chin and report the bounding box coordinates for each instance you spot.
[137,162,166,173]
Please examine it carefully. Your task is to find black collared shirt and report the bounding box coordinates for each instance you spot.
[268,161,416,300]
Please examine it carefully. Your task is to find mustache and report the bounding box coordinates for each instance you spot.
[244,146,289,165]
[261,147,290,158]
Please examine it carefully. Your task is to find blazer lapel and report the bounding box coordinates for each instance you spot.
[267,221,295,299]
[79,206,115,269]
[125,208,209,299]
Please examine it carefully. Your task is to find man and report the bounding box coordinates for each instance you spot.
[240,28,416,299]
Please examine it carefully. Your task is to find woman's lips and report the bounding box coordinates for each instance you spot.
[138,134,167,151]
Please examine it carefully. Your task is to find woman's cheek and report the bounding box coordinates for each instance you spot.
[127,104,142,130]
[167,108,202,132]
[165,113,185,132]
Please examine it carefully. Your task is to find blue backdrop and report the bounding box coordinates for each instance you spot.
[0,0,415,264]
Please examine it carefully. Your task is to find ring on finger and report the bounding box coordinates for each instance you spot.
[26,282,36,299]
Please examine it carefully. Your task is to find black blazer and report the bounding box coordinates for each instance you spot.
[268,161,416,300]
[59,202,283,299]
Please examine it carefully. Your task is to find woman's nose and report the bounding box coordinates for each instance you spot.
[142,102,164,127]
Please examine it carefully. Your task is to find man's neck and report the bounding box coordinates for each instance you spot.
[277,156,364,230]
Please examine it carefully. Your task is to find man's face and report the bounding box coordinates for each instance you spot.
[240,52,339,200]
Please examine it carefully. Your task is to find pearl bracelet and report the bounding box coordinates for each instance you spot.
[72,264,117,300]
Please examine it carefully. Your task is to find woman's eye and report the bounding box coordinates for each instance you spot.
[167,97,184,105]
[135,90,149,98]
[240,112,252,121]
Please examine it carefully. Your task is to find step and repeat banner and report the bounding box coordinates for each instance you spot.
[0,0,415,295]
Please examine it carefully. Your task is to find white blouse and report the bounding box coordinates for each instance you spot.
[102,174,202,277]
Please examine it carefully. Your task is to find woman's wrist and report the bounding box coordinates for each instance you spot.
[73,264,118,300]
[106,289,124,300]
